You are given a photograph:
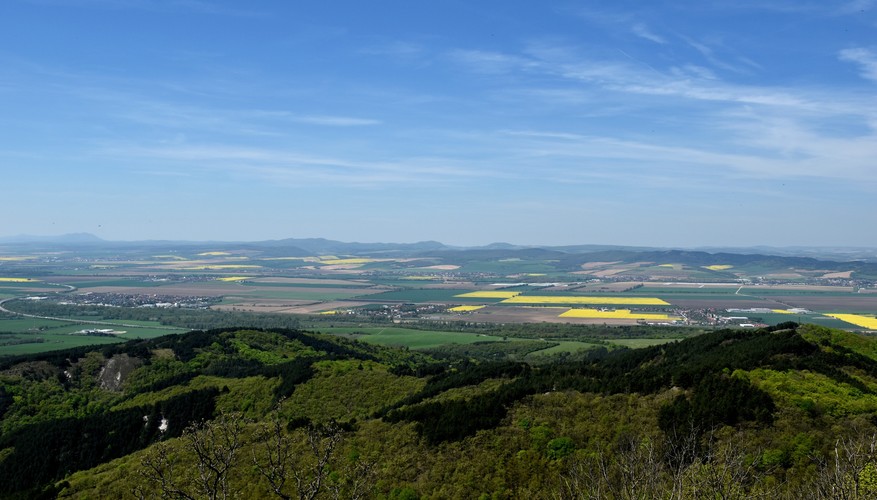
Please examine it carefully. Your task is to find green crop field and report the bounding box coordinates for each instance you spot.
[632,287,742,295]
[743,289,860,297]
[231,289,368,301]
[238,281,369,289]
[0,281,64,287]
[0,326,182,356]
[609,338,680,348]
[0,317,74,331]
[319,326,507,349]
[658,293,757,301]
[525,340,602,356]
[358,289,480,302]
[68,279,167,288]
[457,261,558,274]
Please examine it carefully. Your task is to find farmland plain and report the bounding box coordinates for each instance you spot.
[2,240,876,356]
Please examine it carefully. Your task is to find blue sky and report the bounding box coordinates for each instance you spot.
[1,1,876,247]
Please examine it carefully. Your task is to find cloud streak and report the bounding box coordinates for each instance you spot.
[840,47,877,83]
[632,23,667,44]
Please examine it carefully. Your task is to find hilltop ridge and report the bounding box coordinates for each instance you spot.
[2,323,877,497]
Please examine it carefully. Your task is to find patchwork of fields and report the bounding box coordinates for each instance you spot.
[2,246,877,356]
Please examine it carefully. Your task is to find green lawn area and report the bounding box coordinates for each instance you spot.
[608,338,679,349]
[0,327,179,356]
[67,279,167,288]
[525,340,602,356]
[319,326,507,350]
[231,289,369,301]
[0,315,184,356]
[359,289,480,302]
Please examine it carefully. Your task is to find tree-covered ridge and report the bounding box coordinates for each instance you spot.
[0,328,428,498]
[3,324,877,497]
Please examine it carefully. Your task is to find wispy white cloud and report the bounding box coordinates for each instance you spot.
[839,47,877,82]
[497,117,877,189]
[631,23,667,44]
[447,49,537,74]
[100,143,498,188]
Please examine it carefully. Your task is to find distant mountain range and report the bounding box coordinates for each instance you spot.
[1,233,876,263]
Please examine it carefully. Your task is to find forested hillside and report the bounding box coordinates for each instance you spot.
[2,323,877,498]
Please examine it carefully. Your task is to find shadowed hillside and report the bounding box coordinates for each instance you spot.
[2,323,877,498]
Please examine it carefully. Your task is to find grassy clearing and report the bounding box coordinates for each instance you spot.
[318,326,506,350]
[0,317,76,331]
[609,338,679,349]
[0,327,178,356]
[526,340,601,357]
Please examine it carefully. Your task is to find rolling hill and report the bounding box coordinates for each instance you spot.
[2,323,877,498]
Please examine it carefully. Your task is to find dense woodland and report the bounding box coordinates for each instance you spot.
[2,323,877,498]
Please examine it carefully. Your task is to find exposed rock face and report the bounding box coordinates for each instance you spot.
[98,354,142,391]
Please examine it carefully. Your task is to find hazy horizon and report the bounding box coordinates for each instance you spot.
[4,231,877,254]
[2,1,875,247]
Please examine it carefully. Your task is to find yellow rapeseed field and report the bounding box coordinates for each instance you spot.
[825,313,877,330]
[0,277,39,282]
[772,309,794,314]
[559,308,677,320]
[319,310,339,315]
[704,265,734,271]
[502,295,669,305]
[448,305,486,312]
[217,276,250,282]
[0,257,34,261]
[455,291,522,299]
